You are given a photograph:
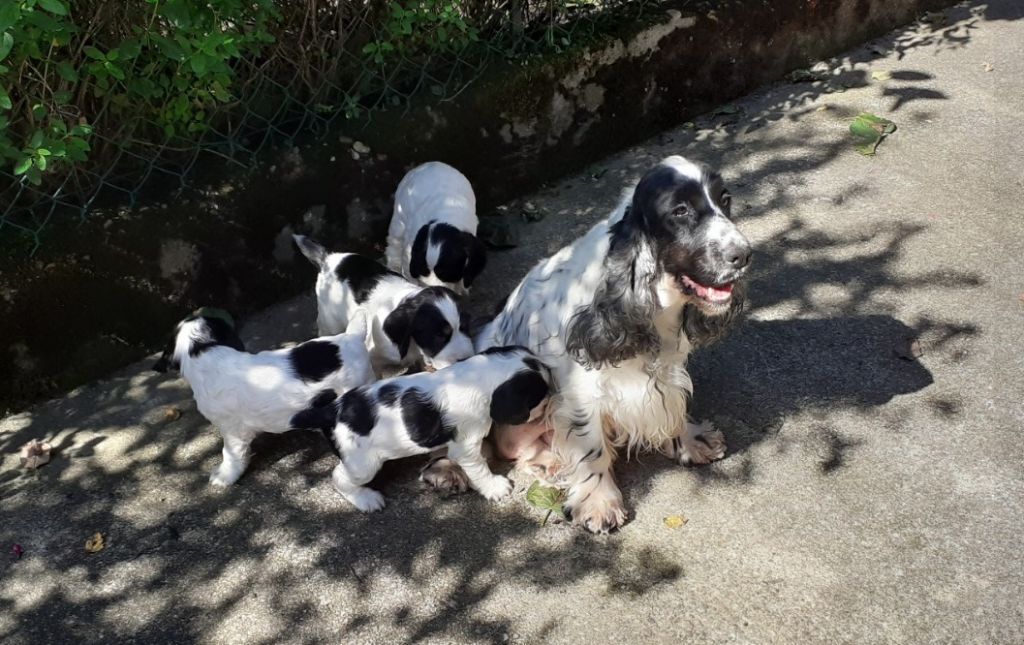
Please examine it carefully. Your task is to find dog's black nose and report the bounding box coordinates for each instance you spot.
[726,241,752,269]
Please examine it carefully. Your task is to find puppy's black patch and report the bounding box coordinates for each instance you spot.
[289,340,342,383]
[190,316,246,358]
[309,389,341,456]
[401,388,455,448]
[523,356,544,373]
[338,387,377,436]
[479,345,530,356]
[411,303,453,357]
[490,369,550,425]
[461,231,487,288]
[383,287,457,358]
[378,382,402,406]
[336,254,401,304]
[409,224,431,280]
[290,389,339,437]
[431,223,469,285]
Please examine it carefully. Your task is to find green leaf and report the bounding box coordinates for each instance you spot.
[84,46,106,61]
[35,154,47,171]
[37,0,68,16]
[56,61,78,81]
[849,112,896,156]
[104,61,125,80]
[0,5,21,33]
[25,164,41,185]
[0,85,10,110]
[525,481,564,514]
[29,130,44,149]
[13,156,31,175]
[189,54,207,75]
[0,32,12,63]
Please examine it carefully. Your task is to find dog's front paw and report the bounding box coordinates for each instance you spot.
[563,477,627,533]
[347,487,386,512]
[209,466,241,487]
[673,420,727,466]
[420,457,470,494]
[476,475,513,501]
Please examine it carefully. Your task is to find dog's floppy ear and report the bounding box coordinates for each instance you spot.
[565,211,661,369]
[681,281,747,348]
[290,389,339,433]
[461,232,487,288]
[152,336,179,373]
[382,294,425,358]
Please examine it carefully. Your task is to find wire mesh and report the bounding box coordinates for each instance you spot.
[0,0,668,254]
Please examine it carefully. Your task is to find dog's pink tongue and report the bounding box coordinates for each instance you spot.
[705,283,733,302]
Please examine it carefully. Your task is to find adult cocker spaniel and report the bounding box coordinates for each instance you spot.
[430,155,752,532]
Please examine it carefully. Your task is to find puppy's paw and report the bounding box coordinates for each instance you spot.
[347,487,386,512]
[476,475,513,501]
[209,466,241,488]
[563,477,627,533]
[673,420,727,466]
[420,457,469,494]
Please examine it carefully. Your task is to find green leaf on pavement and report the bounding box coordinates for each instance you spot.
[526,481,565,525]
[850,112,896,155]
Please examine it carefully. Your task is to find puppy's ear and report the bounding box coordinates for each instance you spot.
[461,232,487,288]
[681,281,747,348]
[382,297,420,358]
[152,325,181,373]
[152,340,178,373]
[490,370,550,425]
[290,389,339,432]
[565,214,661,369]
[293,234,328,270]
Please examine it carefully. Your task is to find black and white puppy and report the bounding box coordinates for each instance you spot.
[294,235,475,375]
[153,308,375,487]
[385,161,487,295]
[290,346,553,511]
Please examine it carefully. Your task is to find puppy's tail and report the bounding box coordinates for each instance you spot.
[345,310,370,345]
[293,234,328,270]
[291,388,339,432]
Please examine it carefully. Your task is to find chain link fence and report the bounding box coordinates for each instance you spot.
[0,0,667,254]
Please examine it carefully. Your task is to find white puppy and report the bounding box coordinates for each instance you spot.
[385,161,487,294]
[290,346,553,511]
[153,308,375,487]
[293,235,475,375]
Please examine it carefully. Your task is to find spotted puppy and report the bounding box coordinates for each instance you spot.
[153,308,375,487]
[294,235,475,376]
[385,161,487,295]
[290,346,552,511]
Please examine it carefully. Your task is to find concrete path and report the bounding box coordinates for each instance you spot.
[3,2,1023,642]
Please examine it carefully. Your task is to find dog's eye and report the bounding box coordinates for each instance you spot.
[671,205,690,218]
[720,191,732,208]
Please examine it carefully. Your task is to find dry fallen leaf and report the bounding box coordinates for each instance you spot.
[982,62,994,72]
[893,337,924,361]
[162,406,181,423]
[663,514,688,529]
[85,533,105,554]
[871,70,892,81]
[20,440,51,469]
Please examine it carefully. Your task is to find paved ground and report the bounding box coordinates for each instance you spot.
[3,2,1023,643]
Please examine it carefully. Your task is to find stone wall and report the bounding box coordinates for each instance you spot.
[0,0,956,412]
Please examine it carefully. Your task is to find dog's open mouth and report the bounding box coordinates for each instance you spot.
[679,274,734,303]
